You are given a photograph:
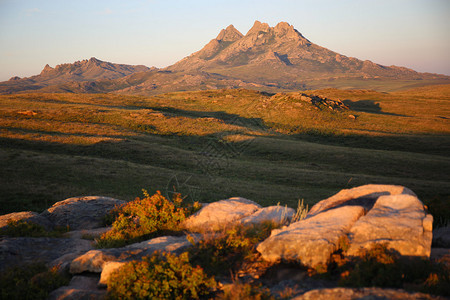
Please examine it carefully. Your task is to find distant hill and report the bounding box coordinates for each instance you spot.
[0,57,149,94]
[1,21,449,95]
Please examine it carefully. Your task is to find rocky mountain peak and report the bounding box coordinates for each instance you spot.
[216,25,243,42]
[40,64,54,75]
[273,21,307,41]
[246,20,271,35]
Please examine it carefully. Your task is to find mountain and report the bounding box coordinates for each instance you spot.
[0,57,149,94]
[1,21,448,95]
[167,21,447,90]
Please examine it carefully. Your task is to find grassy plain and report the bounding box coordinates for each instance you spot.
[0,86,449,222]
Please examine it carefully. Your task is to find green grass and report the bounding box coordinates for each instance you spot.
[0,87,449,224]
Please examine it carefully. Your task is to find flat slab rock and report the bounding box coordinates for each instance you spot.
[40,196,125,230]
[347,194,433,257]
[70,235,194,274]
[0,237,93,272]
[257,205,365,268]
[0,211,53,230]
[292,287,444,300]
[307,184,416,217]
[183,197,261,232]
[257,184,432,268]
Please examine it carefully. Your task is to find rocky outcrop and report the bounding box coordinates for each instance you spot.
[257,205,365,267]
[41,196,125,230]
[183,197,261,232]
[346,194,433,257]
[0,185,441,298]
[257,184,433,268]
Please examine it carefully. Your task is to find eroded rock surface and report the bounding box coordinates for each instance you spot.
[346,194,433,257]
[307,184,415,217]
[183,197,261,232]
[41,196,125,230]
[70,235,193,274]
[257,184,432,268]
[257,205,365,267]
[240,205,295,225]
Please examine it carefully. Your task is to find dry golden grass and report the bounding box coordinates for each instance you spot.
[0,87,448,223]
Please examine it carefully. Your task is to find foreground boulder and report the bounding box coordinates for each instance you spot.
[40,196,125,230]
[257,205,365,267]
[257,184,433,268]
[183,197,261,232]
[346,194,433,257]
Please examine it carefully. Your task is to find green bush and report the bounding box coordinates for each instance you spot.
[97,190,201,248]
[188,222,278,277]
[1,219,68,237]
[107,251,216,299]
[0,263,70,300]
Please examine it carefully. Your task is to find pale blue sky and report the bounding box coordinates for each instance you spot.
[0,0,449,81]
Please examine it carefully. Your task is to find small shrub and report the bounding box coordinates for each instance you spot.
[189,222,278,277]
[291,199,308,223]
[97,190,200,248]
[0,263,70,300]
[1,219,68,237]
[107,251,216,299]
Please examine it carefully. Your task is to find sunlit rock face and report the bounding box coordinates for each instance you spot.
[257,184,433,268]
[182,197,262,232]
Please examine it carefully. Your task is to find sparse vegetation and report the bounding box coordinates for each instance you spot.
[0,263,70,300]
[106,251,216,299]
[188,222,278,277]
[0,219,68,237]
[96,190,201,248]
[217,280,274,300]
[291,199,309,223]
[322,243,450,297]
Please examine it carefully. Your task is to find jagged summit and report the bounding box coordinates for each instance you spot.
[216,25,243,42]
[167,20,438,88]
[1,20,448,95]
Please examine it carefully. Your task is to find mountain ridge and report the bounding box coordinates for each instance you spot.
[1,21,449,95]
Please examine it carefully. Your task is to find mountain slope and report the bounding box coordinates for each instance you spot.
[0,57,149,94]
[167,21,445,89]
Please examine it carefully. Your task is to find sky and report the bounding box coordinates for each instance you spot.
[0,0,449,81]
